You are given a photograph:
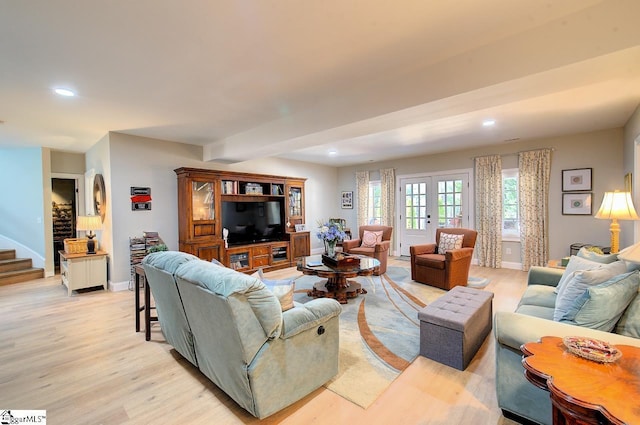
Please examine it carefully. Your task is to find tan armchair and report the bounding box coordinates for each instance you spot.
[410,228,477,290]
[342,225,393,275]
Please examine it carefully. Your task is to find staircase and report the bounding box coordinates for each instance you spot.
[0,249,45,286]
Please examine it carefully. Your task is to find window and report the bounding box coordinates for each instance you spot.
[368,181,381,225]
[437,179,463,228]
[404,182,427,230]
[502,169,519,239]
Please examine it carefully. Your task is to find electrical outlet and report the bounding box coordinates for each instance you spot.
[505,248,512,255]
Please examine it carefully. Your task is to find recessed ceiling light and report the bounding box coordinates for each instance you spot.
[482,119,496,127]
[54,88,75,97]
[328,149,337,156]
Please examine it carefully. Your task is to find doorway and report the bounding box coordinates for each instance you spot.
[51,178,78,269]
[397,171,472,256]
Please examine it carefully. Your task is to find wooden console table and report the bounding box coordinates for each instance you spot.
[134,264,157,341]
[521,336,640,425]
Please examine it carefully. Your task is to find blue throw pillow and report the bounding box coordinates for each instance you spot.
[576,247,618,264]
[559,271,640,331]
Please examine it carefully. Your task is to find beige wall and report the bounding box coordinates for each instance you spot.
[338,128,627,264]
[51,151,85,174]
[104,132,338,284]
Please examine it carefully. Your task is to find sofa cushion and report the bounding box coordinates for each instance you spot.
[438,233,464,253]
[414,253,446,270]
[614,290,640,337]
[515,304,555,321]
[252,268,295,311]
[559,271,640,332]
[576,247,618,264]
[518,284,557,309]
[361,230,383,248]
[553,261,628,321]
[554,255,604,295]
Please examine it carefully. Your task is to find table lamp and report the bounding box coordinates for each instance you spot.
[594,190,639,253]
[76,215,102,254]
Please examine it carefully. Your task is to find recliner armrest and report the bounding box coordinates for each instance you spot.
[280,298,342,339]
[410,243,436,256]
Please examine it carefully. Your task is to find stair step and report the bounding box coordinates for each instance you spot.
[0,249,16,261]
[0,258,32,273]
[0,268,45,286]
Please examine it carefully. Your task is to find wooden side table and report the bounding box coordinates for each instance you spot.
[521,336,640,425]
[134,264,157,341]
[59,250,108,296]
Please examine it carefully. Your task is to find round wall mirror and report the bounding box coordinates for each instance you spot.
[93,174,106,222]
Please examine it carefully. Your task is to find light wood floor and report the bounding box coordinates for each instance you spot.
[0,258,528,425]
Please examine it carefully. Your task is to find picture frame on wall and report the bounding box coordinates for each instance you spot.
[562,192,592,215]
[562,168,592,192]
[341,191,353,209]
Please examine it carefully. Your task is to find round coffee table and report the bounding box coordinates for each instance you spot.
[297,255,380,304]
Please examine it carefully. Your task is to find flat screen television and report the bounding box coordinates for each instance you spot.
[221,200,285,246]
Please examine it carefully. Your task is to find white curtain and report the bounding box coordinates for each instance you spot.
[519,149,552,271]
[475,155,503,268]
[380,168,395,227]
[356,171,369,227]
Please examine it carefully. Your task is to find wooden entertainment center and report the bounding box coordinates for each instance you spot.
[175,167,310,273]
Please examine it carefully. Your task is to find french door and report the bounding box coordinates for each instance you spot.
[398,172,471,256]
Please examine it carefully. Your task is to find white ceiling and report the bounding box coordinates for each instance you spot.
[1,0,639,166]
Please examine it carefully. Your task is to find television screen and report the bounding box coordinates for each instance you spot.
[221,200,284,245]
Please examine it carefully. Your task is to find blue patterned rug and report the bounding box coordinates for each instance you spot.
[291,266,446,408]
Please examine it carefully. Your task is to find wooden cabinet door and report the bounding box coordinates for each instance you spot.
[290,232,311,259]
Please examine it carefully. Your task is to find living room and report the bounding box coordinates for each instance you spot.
[2,1,640,424]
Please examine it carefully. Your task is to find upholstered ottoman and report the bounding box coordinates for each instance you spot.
[418,286,494,370]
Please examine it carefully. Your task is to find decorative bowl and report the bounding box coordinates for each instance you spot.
[562,336,622,363]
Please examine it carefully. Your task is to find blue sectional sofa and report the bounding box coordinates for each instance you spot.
[494,255,640,424]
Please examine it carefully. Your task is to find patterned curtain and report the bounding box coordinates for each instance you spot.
[475,155,503,268]
[356,171,370,227]
[519,149,552,271]
[380,168,395,227]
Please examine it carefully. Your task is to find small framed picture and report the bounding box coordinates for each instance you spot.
[562,192,593,215]
[562,168,592,192]
[294,224,308,232]
[341,191,353,209]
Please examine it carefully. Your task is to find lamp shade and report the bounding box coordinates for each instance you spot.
[76,215,103,232]
[618,242,640,264]
[594,191,639,220]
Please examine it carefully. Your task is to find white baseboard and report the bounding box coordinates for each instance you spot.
[501,261,522,270]
[109,280,130,292]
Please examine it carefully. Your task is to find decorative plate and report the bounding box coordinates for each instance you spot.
[562,336,622,363]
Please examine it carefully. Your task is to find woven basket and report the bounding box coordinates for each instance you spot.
[64,238,88,254]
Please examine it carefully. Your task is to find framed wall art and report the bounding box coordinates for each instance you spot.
[562,168,592,192]
[562,192,592,215]
[341,191,353,209]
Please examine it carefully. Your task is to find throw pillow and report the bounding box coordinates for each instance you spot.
[553,260,627,321]
[361,230,383,248]
[576,247,618,264]
[438,233,464,253]
[554,256,604,295]
[558,271,640,332]
[253,268,295,311]
[614,289,640,338]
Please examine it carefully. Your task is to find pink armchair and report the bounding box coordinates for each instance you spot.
[342,225,393,275]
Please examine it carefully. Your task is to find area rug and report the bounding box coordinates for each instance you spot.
[467,276,490,288]
[292,266,446,408]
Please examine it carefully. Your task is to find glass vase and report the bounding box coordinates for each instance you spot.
[325,240,337,257]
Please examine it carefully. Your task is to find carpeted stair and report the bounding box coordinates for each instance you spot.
[0,249,44,286]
